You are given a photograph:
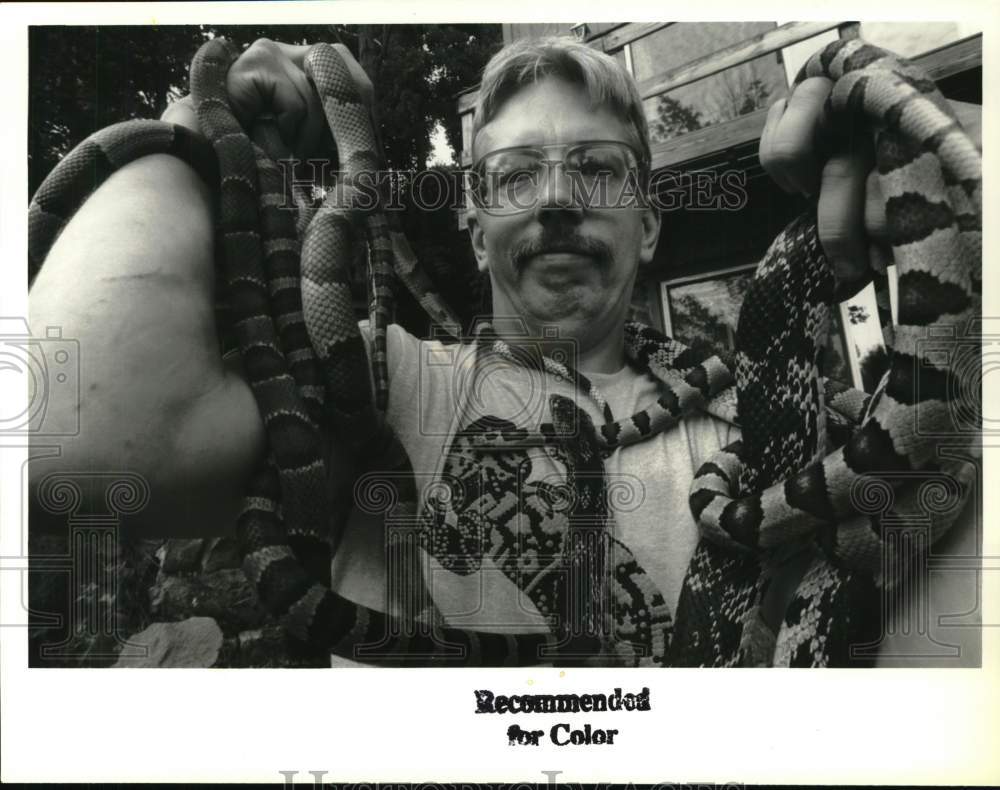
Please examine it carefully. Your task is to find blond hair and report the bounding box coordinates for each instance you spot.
[471,35,650,178]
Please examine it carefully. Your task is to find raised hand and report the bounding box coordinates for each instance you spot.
[759,76,888,290]
[163,38,372,161]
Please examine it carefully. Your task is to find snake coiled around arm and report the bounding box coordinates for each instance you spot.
[28,37,980,667]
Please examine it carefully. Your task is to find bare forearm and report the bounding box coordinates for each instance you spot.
[29,153,264,538]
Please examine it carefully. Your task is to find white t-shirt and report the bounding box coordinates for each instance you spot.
[329,323,739,665]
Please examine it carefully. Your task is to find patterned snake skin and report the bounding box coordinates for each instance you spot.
[28,38,979,666]
[682,39,981,665]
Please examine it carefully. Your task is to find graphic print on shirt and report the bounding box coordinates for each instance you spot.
[420,395,674,666]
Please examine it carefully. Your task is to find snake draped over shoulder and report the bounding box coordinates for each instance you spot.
[28,37,980,666]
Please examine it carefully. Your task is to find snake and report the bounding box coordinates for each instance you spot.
[28,36,979,666]
[680,38,981,665]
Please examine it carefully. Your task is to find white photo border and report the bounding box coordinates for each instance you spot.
[1,1,998,784]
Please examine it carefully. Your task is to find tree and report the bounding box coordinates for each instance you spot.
[30,25,501,190]
[29,26,205,197]
[340,25,502,171]
[28,25,501,666]
[28,25,502,327]
[648,64,775,145]
[738,79,772,116]
[671,293,731,358]
[651,94,704,143]
[709,62,775,123]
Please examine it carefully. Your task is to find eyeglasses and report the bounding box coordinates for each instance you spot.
[470,140,645,215]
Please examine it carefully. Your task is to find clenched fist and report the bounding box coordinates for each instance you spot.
[162,38,372,160]
[759,76,888,291]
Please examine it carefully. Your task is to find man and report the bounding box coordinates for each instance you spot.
[29,35,978,666]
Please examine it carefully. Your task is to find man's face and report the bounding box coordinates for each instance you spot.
[467,76,660,352]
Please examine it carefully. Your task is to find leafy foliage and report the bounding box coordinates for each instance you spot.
[349,24,503,171]
[738,78,773,116]
[649,62,777,144]
[651,95,704,142]
[29,24,502,331]
[30,25,501,190]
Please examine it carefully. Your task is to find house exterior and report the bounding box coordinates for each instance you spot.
[455,21,982,389]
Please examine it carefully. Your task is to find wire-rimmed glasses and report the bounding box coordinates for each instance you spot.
[470,140,645,215]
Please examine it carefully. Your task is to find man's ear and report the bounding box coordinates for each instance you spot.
[466,208,490,273]
[637,204,661,266]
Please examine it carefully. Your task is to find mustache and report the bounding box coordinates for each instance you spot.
[509,229,612,272]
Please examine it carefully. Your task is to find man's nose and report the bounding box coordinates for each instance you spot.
[535,162,583,219]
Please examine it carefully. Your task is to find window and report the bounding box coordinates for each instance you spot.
[629,22,778,82]
[642,52,789,144]
[858,21,982,58]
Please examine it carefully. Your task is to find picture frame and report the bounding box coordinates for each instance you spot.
[659,261,857,389]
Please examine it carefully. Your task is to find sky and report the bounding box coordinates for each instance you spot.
[427,121,455,166]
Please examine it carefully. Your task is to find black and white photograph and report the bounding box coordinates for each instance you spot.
[1,3,996,785]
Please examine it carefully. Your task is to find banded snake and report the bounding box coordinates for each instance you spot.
[28,37,980,666]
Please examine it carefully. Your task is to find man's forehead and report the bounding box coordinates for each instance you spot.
[474,77,634,155]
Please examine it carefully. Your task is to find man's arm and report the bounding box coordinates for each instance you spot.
[29,153,264,538]
[28,40,371,539]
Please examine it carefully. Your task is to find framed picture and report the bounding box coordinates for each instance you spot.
[659,262,856,388]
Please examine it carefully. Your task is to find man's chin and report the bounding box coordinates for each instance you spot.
[520,295,599,337]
